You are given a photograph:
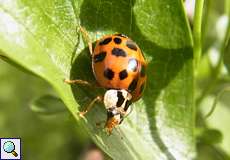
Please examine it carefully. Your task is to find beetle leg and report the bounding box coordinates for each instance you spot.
[79,26,93,56]
[64,79,102,88]
[64,79,92,86]
[79,96,103,117]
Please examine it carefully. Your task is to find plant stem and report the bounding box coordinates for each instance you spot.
[196,15,230,107]
[205,87,230,118]
[225,0,230,16]
[193,0,205,68]
[201,0,212,46]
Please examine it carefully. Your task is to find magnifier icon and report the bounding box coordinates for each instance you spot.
[3,141,18,157]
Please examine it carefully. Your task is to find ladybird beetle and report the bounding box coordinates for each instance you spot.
[65,28,147,134]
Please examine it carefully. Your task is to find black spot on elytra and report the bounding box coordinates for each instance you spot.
[104,68,114,80]
[128,58,138,72]
[128,78,138,92]
[140,65,146,77]
[114,33,127,38]
[114,37,122,44]
[126,40,137,51]
[112,48,127,57]
[139,83,145,94]
[99,37,112,45]
[119,69,128,80]
[116,91,125,107]
[94,52,106,63]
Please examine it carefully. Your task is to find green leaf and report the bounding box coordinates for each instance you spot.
[196,128,223,145]
[0,0,195,159]
[30,95,67,115]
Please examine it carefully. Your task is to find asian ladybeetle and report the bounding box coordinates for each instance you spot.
[65,28,147,134]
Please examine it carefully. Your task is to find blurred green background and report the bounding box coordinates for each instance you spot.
[0,59,105,160]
